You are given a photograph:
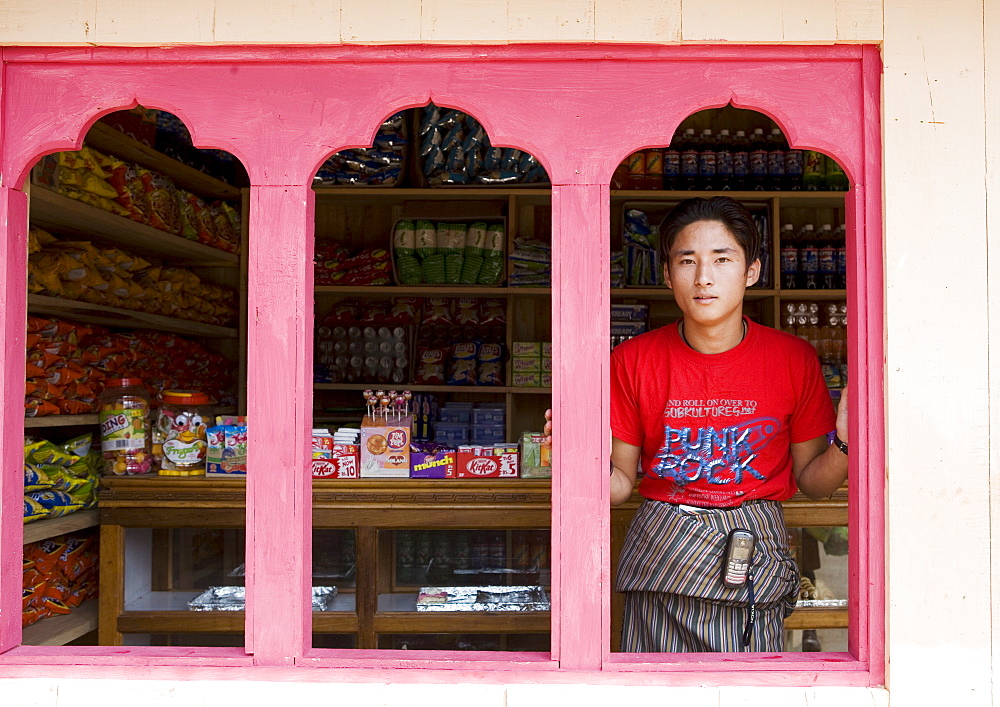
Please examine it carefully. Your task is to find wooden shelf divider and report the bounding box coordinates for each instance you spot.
[23,509,100,545]
[22,600,98,646]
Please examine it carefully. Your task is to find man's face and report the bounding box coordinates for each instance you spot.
[663,220,760,328]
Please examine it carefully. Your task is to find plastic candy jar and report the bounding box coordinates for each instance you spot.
[98,378,153,475]
[155,390,213,476]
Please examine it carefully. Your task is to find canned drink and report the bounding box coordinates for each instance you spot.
[626,151,646,175]
[490,534,506,569]
[529,531,550,570]
[511,532,530,569]
[317,326,332,338]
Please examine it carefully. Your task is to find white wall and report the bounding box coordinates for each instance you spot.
[5,0,1000,705]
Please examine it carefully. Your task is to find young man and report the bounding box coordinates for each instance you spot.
[546,196,849,652]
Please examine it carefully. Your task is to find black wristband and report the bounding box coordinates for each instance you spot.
[833,434,848,455]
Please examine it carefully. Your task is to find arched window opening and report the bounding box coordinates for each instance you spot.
[309,103,555,654]
[22,106,249,650]
[608,105,851,655]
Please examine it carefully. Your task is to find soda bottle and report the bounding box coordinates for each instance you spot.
[825,155,849,191]
[731,130,749,190]
[818,224,838,289]
[779,223,798,290]
[749,128,769,191]
[626,150,645,190]
[767,128,785,191]
[784,143,804,190]
[803,151,826,190]
[797,224,818,289]
[663,133,681,190]
[698,128,716,190]
[645,148,664,190]
[679,128,700,190]
[836,224,848,289]
[715,129,733,191]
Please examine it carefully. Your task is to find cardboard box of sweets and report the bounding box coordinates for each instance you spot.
[455,444,519,478]
[312,445,360,479]
[361,414,412,478]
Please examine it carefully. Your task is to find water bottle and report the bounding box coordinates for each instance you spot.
[731,130,749,190]
[749,128,768,191]
[779,223,798,290]
[767,128,785,191]
[679,128,700,190]
[715,129,733,191]
[797,224,818,289]
[698,128,716,190]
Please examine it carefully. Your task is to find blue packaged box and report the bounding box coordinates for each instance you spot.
[473,404,506,425]
[435,422,470,444]
[438,402,474,423]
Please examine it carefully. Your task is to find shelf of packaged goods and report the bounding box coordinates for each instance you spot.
[784,606,849,630]
[85,122,242,202]
[616,287,777,301]
[22,599,99,646]
[312,186,552,201]
[314,383,550,395]
[611,189,847,206]
[315,285,549,297]
[27,294,238,338]
[22,509,100,545]
[23,413,99,429]
[30,187,240,268]
[778,290,848,300]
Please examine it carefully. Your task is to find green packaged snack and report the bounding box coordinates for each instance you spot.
[465,221,488,257]
[415,220,437,259]
[460,254,484,284]
[421,253,447,284]
[477,255,504,285]
[393,220,416,257]
[396,254,423,284]
[484,223,505,256]
[445,253,465,284]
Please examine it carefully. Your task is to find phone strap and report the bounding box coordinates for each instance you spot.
[741,574,756,650]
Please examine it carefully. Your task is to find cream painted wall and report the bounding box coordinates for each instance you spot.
[0,0,882,44]
[6,0,1000,706]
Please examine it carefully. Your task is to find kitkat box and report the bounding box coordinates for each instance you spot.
[312,444,359,479]
[455,444,519,479]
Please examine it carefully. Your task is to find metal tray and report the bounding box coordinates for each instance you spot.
[795,598,848,608]
[416,585,549,612]
[188,585,337,611]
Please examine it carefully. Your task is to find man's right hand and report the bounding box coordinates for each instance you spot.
[542,408,553,448]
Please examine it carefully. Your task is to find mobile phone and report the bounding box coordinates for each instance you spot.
[721,528,756,589]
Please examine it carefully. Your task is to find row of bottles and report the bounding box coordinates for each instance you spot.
[615,127,849,192]
[780,222,847,290]
[395,529,550,586]
[783,301,847,389]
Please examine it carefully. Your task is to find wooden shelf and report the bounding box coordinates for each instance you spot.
[778,289,847,300]
[315,383,550,395]
[22,599,98,646]
[27,294,238,338]
[23,413,99,428]
[313,186,550,200]
[86,122,242,202]
[316,285,548,297]
[784,606,849,630]
[612,189,847,206]
[23,509,100,545]
[30,186,239,268]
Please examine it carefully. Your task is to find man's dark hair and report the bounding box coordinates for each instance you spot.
[658,196,761,271]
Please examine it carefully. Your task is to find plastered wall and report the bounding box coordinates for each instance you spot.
[3,1,1000,706]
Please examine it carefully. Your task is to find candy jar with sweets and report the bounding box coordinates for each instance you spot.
[155,390,214,476]
[98,378,153,475]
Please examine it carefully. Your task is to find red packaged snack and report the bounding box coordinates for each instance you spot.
[414,347,448,385]
[454,297,480,325]
[25,398,60,417]
[390,297,421,323]
[139,169,182,235]
[422,297,453,325]
[480,298,506,325]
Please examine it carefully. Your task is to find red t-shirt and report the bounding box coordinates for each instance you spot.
[610,318,836,507]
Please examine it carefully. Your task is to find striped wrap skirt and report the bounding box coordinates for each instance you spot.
[615,498,799,653]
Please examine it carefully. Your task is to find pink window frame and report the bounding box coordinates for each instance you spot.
[0,44,884,687]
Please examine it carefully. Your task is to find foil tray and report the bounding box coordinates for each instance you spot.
[795,598,848,608]
[188,585,337,611]
[416,585,549,612]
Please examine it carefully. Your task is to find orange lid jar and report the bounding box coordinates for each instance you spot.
[154,390,214,476]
